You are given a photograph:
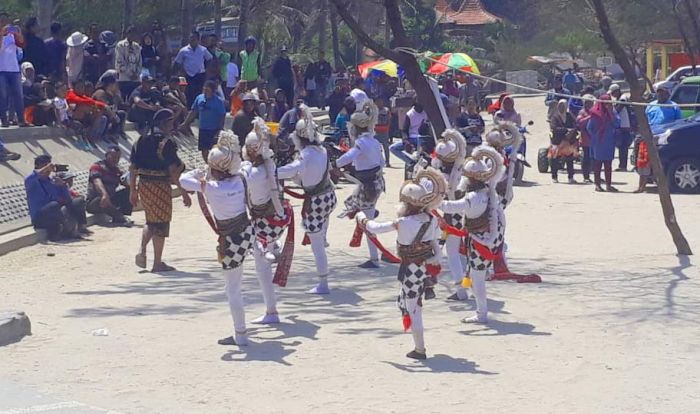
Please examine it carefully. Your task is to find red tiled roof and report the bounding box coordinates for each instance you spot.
[435,0,502,26]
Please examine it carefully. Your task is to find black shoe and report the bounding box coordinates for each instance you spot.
[446,292,466,301]
[217,336,236,346]
[358,260,380,269]
[406,350,427,360]
[424,288,436,300]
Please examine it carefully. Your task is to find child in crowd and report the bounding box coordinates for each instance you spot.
[633,139,652,193]
[374,96,391,167]
[53,82,92,150]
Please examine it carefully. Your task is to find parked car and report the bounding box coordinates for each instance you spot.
[654,65,700,92]
[669,76,700,118]
[651,114,700,193]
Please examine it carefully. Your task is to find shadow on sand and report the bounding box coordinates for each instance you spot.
[383,354,497,375]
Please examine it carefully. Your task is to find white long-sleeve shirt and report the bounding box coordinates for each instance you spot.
[277,146,328,188]
[440,189,488,218]
[179,169,247,220]
[240,161,273,206]
[361,212,441,263]
[335,133,385,171]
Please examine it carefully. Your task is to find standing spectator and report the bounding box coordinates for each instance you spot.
[326,77,349,124]
[645,82,681,127]
[203,34,220,81]
[545,75,571,119]
[548,99,578,184]
[458,74,480,109]
[140,32,159,78]
[350,77,369,108]
[271,46,294,107]
[83,24,104,83]
[151,20,170,78]
[315,51,332,107]
[231,92,258,147]
[292,64,305,102]
[98,30,117,72]
[455,99,485,153]
[374,96,391,167]
[44,22,67,81]
[562,69,579,94]
[609,84,632,171]
[86,146,133,226]
[587,95,620,192]
[239,36,261,88]
[180,79,226,161]
[21,17,47,77]
[214,41,231,86]
[303,60,318,107]
[65,31,88,85]
[0,22,28,127]
[115,26,142,100]
[270,89,289,122]
[576,95,595,184]
[92,75,126,140]
[25,154,89,241]
[173,31,212,108]
[225,52,239,97]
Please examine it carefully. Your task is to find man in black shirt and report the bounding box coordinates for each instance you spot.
[455,99,485,152]
[271,46,294,107]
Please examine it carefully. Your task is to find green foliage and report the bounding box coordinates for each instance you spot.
[400,0,444,50]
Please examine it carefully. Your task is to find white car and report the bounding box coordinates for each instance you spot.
[653,65,700,91]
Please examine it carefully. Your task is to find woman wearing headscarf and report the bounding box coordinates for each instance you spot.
[494,95,522,126]
[548,99,578,183]
[129,109,191,273]
[20,62,55,126]
[576,95,596,183]
[586,95,620,192]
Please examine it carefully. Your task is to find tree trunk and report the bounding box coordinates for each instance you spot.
[35,0,53,38]
[122,0,134,38]
[674,0,697,69]
[238,0,250,52]
[384,7,390,48]
[590,0,693,256]
[181,0,192,47]
[682,0,700,49]
[330,0,446,135]
[214,0,222,39]
[330,5,341,69]
[319,0,329,54]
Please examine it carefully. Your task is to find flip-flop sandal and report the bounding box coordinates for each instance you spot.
[135,253,147,269]
[217,336,236,346]
[152,263,176,273]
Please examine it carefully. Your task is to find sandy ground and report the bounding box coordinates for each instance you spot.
[1,96,699,414]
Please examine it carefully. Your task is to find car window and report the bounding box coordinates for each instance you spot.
[673,69,691,81]
[672,85,700,105]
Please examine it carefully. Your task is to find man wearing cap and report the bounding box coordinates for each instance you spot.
[127,74,160,132]
[115,26,142,100]
[231,92,259,147]
[86,146,132,226]
[24,155,90,241]
[173,31,213,108]
[271,46,294,107]
[646,82,682,127]
[181,79,227,161]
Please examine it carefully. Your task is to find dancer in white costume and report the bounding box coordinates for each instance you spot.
[179,130,253,346]
[277,105,337,294]
[432,128,469,301]
[439,146,505,324]
[334,100,386,268]
[356,167,446,360]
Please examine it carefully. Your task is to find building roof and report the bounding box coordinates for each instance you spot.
[435,0,502,27]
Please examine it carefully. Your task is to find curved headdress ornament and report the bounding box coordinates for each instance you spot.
[244,116,274,161]
[399,167,447,211]
[349,99,379,140]
[436,128,467,165]
[208,130,242,175]
[463,145,505,185]
[292,104,321,144]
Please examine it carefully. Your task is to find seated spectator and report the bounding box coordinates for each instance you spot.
[92,75,126,140]
[180,79,227,160]
[66,79,108,148]
[374,96,391,167]
[52,82,90,149]
[228,79,248,116]
[86,146,132,226]
[21,63,56,126]
[24,155,90,241]
[0,138,21,161]
[455,98,485,153]
[326,78,349,125]
[274,99,304,165]
[127,74,161,132]
[270,89,289,122]
[162,76,189,127]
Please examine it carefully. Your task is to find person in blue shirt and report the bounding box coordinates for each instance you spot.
[645,82,682,126]
[24,155,89,241]
[334,96,356,142]
[181,79,227,161]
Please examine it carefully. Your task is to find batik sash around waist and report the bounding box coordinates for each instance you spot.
[250,199,278,220]
[397,241,434,265]
[215,213,251,238]
[464,208,490,234]
[137,169,171,182]
[353,165,382,183]
[303,176,334,197]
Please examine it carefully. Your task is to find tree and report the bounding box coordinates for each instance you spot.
[35,0,53,38]
[330,4,342,68]
[237,0,250,52]
[122,0,134,37]
[330,0,446,135]
[589,0,693,256]
[318,0,329,54]
[214,0,222,39]
[180,0,192,47]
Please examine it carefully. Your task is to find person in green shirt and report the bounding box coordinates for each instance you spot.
[239,36,261,88]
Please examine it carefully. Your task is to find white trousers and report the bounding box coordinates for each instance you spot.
[471,269,488,319]
[308,219,329,277]
[252,246,278,313]
[405,297,425,351]
[445,235,465,284]
[363,207,379,261]
[223,267,246,335]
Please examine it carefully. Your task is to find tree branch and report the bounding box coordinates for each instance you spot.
[384,0,409,46]
[329,0,401,61]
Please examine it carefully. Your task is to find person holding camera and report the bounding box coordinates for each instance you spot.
[24,155,90,241]
[86,146,132,226]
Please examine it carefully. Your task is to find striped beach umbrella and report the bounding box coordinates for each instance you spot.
[427,53,481,75]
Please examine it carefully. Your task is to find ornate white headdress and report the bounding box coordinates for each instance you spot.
[291,104,321,150]
[349,99,379,141]
[399,167,447,211]
[208,130,242,175]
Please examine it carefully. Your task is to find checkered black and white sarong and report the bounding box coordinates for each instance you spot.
[343,174,385,214]
[467,219,504,273]
[444,213,465,230]
[253,214,289,246]
[397,262,427,315]
[221,224,254,270]
[303,191,337,234]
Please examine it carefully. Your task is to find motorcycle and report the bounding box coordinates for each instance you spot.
[321,126,352,183]
[505,121,533,186]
